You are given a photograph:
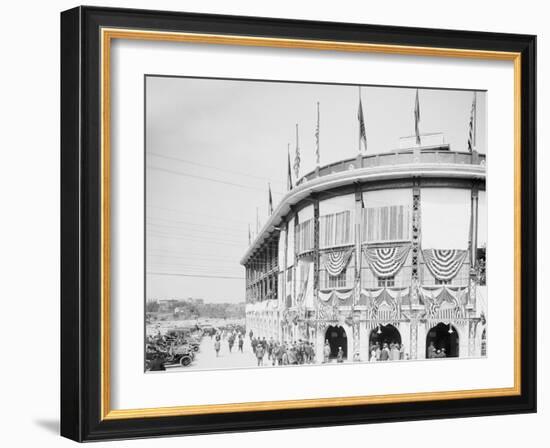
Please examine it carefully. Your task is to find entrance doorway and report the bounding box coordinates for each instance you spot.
[325,325,347,359]
[369,324,402,350]
[426,323,459,358]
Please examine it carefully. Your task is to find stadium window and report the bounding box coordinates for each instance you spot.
[377,276,395,287]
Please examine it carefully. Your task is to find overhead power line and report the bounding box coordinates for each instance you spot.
[147,271,244,280]
[147,152,284,186]
[147,231,246,247]
[147,165,284,195]
[147,205,250,225]
[147,221,245,236]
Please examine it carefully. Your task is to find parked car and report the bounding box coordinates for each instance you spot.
[145,342,195,370]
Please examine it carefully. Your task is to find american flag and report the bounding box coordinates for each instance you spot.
[268,183,273,215]
[467,92,477,152]
[294,123,300,180]
[414,89,421,146]
[358,94,367,152]
[287,144,292,191]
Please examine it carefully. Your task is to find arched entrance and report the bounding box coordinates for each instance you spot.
[369,324,402,350]
[325,325,347,359]
[426,323,459,358]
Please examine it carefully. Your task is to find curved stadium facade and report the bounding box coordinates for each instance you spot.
[240,137,487,362]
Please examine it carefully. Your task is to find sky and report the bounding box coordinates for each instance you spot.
[145,76,486,303]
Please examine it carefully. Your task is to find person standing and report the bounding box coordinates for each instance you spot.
[336,346,344,363]
[391,343,400,361]
[380,343,390,361]
[370,346,377,362]
[214,339,221,357]
[427,341,436,359]
[256,343,265,366]
[238,335,244,352]
[323,340,331,363]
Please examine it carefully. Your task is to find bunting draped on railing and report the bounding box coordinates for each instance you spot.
[318,288,353,303]
[360,287,408,323]
[319,290,334,302]
[422,249,468,281]
[420,286,467,320]
[363,244,410,278]
[321,249,353,276]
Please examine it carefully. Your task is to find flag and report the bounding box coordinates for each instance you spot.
[414,89,421,146]
[268,183,273,215]
[467,92,477,152]
[315,102,320,165]
[287,144,293,191]
[358,90,367,153]
[294,123,300,180]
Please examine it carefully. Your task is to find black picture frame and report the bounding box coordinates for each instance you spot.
[61,5,536,442]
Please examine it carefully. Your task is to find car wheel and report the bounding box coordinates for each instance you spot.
[180,356,191,367]
[193,346,199,352]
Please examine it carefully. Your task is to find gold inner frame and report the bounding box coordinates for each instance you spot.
[100,27,522,421]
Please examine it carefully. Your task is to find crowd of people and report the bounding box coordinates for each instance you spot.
[426,341,448,358]
[214,330,413,366]
[212,328,245,357]
[369,341,408,362]
[250,335,317,366]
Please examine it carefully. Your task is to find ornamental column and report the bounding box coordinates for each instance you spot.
[469,185,479,309]
[410,318,418,360]
[293,209,299,310]
[411,179,422,306]
[313,196,320,345]
[352,187,363,361]
[468,319,477,356]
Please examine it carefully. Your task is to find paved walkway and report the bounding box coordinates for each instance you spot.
[167,336,259,372]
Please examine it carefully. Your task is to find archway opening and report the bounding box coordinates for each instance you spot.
[369,324,402,350]
[325,325,347,359]
[426,323,459,358]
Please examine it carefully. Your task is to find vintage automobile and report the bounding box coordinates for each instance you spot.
[166,329,201,352]
[145,342,195,370]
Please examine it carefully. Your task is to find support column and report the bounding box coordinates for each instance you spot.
[468,320,477,357]
[353,187,363,361]
[293,210,299,309]
[469,185,479,308]
[411,180,422,305]
[313,197,320,343]
[410,318,418,360]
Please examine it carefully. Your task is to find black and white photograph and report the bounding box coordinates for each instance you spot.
[144,77,488,373]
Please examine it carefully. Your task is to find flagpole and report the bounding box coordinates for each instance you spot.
[316,101,320,167]
[473,91,477,151]
[294,123,300,181]
[358,86,361,154]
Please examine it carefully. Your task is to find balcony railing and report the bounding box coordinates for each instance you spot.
[297,146,486,186]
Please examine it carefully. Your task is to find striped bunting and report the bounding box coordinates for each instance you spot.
[322,249,353,276]
[422,249,468,281]
[363,245,410,278]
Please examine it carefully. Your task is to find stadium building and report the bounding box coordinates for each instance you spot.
[241,116,487,363]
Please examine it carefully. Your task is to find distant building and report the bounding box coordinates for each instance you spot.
[157,299,179,313]
[241,137,487,362]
